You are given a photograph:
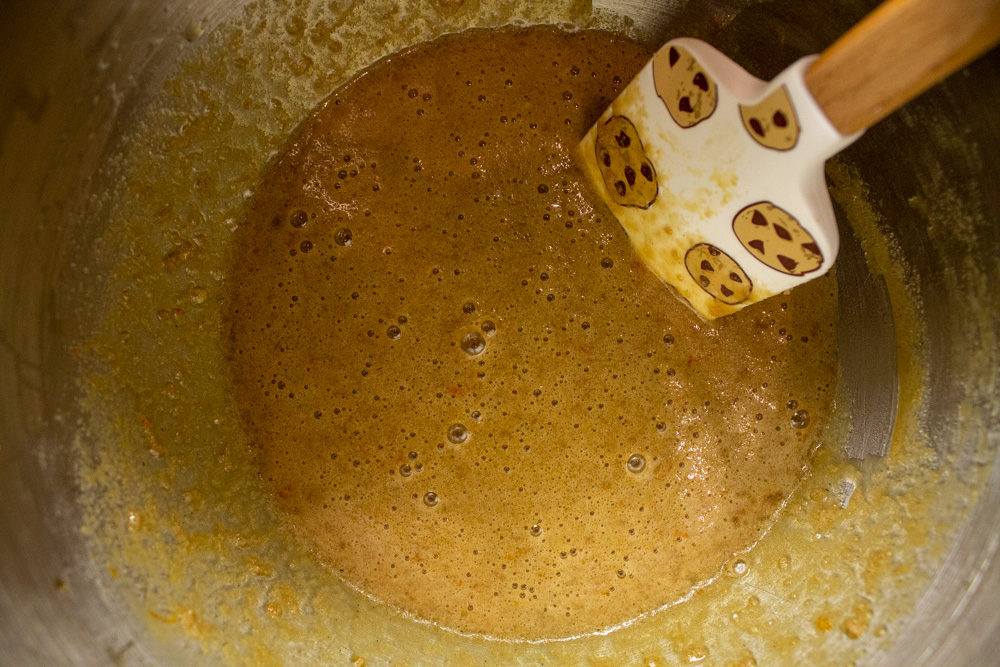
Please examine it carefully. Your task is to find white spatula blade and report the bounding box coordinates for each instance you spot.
[580,38,862,319]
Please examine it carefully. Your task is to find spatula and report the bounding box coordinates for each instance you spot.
[580,0,1000,319]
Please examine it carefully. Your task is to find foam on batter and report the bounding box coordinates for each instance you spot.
[227,26,840,640]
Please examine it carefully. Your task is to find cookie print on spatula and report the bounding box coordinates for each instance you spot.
[579,0,1000,319]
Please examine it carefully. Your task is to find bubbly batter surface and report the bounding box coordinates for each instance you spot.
[228,27,839,640]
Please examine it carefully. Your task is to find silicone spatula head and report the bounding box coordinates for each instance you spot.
[580,0,1000,320]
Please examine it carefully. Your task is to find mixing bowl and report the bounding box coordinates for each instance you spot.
[1,0,997,664]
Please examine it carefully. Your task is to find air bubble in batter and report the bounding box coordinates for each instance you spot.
[334,228,353,246]
[461,331,486,355]
[448,423,468,444]
[627,454,646,473]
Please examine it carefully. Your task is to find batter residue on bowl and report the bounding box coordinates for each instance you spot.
[227,26,838,640]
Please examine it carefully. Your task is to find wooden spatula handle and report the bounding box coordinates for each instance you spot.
[805,0,1000,135]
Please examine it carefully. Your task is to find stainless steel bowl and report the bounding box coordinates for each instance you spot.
[2,0,997,663]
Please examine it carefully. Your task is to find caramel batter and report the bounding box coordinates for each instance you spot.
[228,26,839,640]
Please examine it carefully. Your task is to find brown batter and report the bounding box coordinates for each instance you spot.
[227,26,839,640]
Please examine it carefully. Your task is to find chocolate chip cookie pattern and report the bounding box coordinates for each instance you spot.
[733,202,823,275]
[740,85,800,150]
[652,44,718,129]
[594,115,659,209]
[684,243,752,304]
